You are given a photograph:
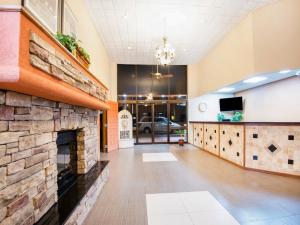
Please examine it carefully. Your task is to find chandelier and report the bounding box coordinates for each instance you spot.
[155,37,175,66]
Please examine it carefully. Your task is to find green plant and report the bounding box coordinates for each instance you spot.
[175,129,185,139]
[56,33,78,54]
[77,46,91,63]
[56,33,91,65]
[217,113,225,122]
[231,112,243,122]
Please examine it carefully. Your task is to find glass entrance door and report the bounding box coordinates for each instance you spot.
[133,101,187,144]
[170,103,187,142]
[137,104,153,143]
[153,103,168,143]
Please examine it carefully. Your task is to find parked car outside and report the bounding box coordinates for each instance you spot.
[138,116,182,134]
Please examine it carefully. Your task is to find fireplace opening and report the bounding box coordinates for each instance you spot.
[56,130,78,198]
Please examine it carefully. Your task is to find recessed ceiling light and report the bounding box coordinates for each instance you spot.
[296,71,300,76]
[161,95,165,97]
[217,87,235,93]
[279,69,291,74]
[123,12,128,20]
[127,46,132,50]
[183,48,187,52]
[123,94,127,97]
[243,76,267,83]
[138,95,142,97]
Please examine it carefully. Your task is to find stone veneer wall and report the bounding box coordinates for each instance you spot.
[64,166,109,225]
[0,90,99,224]
[29,32,107,102]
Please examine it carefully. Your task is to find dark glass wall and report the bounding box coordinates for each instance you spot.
[117,64,187,96]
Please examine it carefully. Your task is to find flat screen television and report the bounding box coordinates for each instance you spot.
[219,97,243,112]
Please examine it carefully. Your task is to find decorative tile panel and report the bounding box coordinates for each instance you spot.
[188,123,194,144]
[220,124,244,166]
[245,125,300,176]
[193,123,204,149]
[203,123,219,155]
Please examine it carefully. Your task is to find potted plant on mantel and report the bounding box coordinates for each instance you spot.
[56,33,91,69]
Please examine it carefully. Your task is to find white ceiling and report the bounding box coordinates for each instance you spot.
[86,0,277,65]
[214,69,300,94]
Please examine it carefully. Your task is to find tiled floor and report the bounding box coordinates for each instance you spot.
[143,152,177,162]
[146,191,240,225]
[84,144,300,225]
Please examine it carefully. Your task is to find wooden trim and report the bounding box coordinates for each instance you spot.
[243,125,246,167]
[101,111,108,152]
[245,167,300,179]
[0,5,22,12]
[189,121,300,126]
[217,124,220,156]
[192,142,300,178]
[194,145,300,178]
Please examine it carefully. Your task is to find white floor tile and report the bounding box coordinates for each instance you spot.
[179,191,225,212]
[143,153,177,162]
[189,211,240,225]
[148,213,194,225]
[146,191,240,225]
[146,193,185,215]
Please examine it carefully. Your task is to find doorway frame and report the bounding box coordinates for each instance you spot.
[119,97,188,144]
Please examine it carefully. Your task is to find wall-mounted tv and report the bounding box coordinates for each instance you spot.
[219,97,243,112]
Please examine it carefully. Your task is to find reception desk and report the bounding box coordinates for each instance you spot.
[189,122,300,177]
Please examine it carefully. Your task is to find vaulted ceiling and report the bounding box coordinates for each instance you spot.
[86,0,277,65]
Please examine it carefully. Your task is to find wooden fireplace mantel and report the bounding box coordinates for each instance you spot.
[0,6,110,110]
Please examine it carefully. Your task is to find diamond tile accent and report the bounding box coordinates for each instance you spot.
[288,135,294,140]
[236,133,239,137]
[253,155,258,160]
[209,136,212,140]
[236,152,240,157]
[288,159,294,165]
[228,139,233,146]
[253,134,258,138]
[267,144,277,153]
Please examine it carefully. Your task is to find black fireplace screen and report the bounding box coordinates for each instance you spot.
[56,130,78,197]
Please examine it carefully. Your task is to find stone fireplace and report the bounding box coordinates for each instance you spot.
[0,8,111,225]
[56,130,78,197]
[0,91,109,225]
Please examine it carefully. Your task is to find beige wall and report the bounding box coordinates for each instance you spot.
[109,62,118,101]
[188,0,300,97]
[65,0,112,89]
[187,63,202,98]
[0,0,21,5]
[252,0,300,73]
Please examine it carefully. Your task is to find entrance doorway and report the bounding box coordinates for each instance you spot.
[99,111,108,152]
[119,99,187,144]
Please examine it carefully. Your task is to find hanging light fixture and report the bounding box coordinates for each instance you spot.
[146,93,153,101]
[155,37,175,66]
